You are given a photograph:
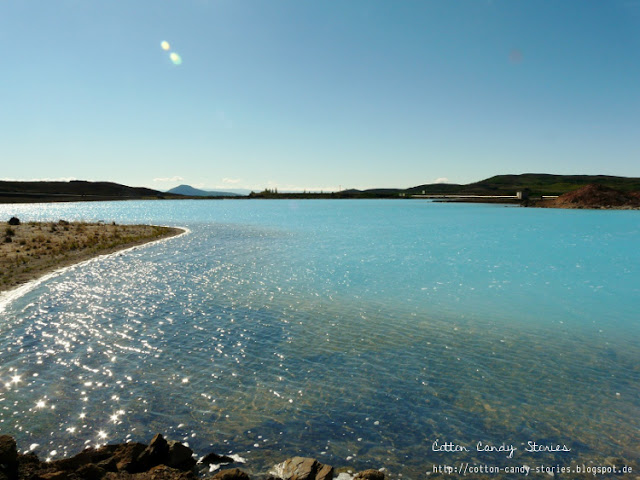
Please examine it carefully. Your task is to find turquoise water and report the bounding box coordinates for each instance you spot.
[0,200,638,478]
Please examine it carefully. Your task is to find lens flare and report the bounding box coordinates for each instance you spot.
[161,41,170,51]
[170,52,182,65]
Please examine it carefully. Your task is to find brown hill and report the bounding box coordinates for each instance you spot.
[539,184,640,209]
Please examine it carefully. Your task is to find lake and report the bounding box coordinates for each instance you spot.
[0,200,638,478]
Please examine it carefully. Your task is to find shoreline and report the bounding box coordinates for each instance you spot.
[0,220,186,297]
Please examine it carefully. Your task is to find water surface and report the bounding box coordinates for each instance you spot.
[0,200,638,477]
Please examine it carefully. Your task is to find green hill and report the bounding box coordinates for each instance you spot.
[405,174,640,196]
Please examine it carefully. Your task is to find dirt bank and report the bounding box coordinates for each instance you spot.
[0,220,184,293]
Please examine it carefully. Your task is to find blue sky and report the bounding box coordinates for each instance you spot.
[1,1,639,192]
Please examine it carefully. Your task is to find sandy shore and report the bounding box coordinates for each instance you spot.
[0,220,184,294]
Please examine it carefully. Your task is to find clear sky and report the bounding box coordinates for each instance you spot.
[1,1,639,192]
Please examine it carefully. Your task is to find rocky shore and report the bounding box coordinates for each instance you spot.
[0,435,384,480]
[0,219,184,293]
[535,184,640,209]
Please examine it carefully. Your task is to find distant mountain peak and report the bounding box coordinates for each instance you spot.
[166,184,241,197]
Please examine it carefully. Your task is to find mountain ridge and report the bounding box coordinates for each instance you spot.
[2,174,640,203]
[0,180,182,203]
[166,184,241,197]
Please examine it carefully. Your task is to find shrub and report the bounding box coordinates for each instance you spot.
[8,217,20,225]
[5,227,15,237]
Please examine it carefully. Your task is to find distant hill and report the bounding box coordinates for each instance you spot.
[0,180,182,203]
[166,185,241,197]
[4,175,640,204]
[405,174,640,197]
[248,174,640,199]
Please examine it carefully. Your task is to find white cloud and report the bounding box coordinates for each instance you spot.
[434,177,449,184]
[153,176,184,183]
[222,178,241,184]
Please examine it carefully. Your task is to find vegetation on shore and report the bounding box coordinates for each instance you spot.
[0,219,183,293]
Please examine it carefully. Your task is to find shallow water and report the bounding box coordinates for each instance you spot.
[0,200,638,477]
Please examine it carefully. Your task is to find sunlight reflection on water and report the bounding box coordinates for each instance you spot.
[0,201,638,477]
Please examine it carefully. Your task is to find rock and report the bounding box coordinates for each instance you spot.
[1,435,202,480]
[0,435,18,479]
[135,434,170,472]
[0,436,18,464]
[274,457,333,480]
[38,472,70,480]
[200,452,235,466]
[315,464,333,480]
[148,434,170,456]
[16,452,41,479]
[354,470,384,480]
[211,468,251,480]
[166,441,196,470]
[50,445,119,472]
[8,217,20,226]
[110,443,146,472]
[76,463,107,480]
[334,474,354,480]
[137,464,198,479]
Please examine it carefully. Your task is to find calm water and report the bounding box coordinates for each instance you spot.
[0,200,638,478]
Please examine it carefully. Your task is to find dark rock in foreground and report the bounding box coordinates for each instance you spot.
[211,468,252,480]
[271,457,333,480]
[0,435,19,480]
[2,435,383,480]
[10,435,198,480]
